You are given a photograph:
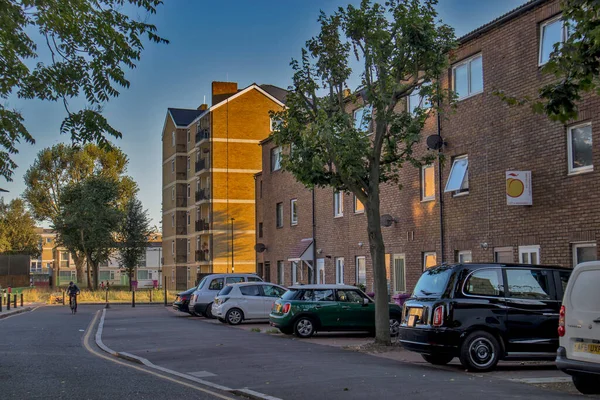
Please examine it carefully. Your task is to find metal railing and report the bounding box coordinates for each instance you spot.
[195,219,209,232]
[195,158,207,172]
[195,189,210,202]
[195,250,210,262]
[195,129,209,143]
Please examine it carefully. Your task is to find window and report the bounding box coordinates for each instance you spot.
[407,85,431,115]
[271,146,282,171]
[171,268,174,283]
[276,203,283,228]
[171,187,175,201]
[277,261,285,285]
[240,285,261,296]
[247,276,262,282]
[421,165,435,201]
[356,256,366,286]
[291,261,298,283]
[567,123,593,174]
[313,289,335,302]
[452,54,483,99]
[354,196,364,213]
[226,277,244,284]
[423,252,437,270]
[137,270,149,280]
[172,131,175,147]
[506,269,551,300]
[171,160,175,173]
[187,239,190,254]
[519,245,540,265]
[209,278,224,291]
[539,16,568,65]
[171,241,174,255]
[290,199,298,225]
[337,290,365,303]
[393,254,406,293]
[187,157,190,170]
[457,250,472,263]
[335,257,344,284]
[494,247,513,263]
[187,184,191,198]
[353,105,373,132]
[263,285,284,297]
[573,242,597,267]
[465,269,503,296]
[444,155,469,195]
[171,214,175,227]
[187,212,191,225]
[334,191,344,217]
[258,222,263,238]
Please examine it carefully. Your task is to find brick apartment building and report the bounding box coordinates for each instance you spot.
[161,82,286,290]
[255,0,600,295]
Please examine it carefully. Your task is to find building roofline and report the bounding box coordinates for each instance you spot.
[458,0,549,44]
[208,83,286,114]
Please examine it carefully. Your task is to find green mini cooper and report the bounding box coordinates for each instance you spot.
[269,284,403,338]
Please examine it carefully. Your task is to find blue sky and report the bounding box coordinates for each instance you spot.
[2,0,527,227]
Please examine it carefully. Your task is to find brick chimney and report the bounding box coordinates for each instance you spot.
[212,82,238,105]
[197,104,208,111]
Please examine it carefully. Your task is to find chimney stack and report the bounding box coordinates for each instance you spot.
[198,104,208,111]
[212,82,238,105]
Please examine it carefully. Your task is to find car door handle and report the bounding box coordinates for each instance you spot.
[315,305,322,309]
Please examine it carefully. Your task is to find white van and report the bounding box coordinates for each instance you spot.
[557,261,600,395]
[188,273,262,318]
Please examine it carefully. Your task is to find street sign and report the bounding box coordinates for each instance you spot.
[506,171,532,206]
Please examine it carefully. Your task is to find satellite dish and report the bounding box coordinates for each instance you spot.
[380,214,397,228]
[426,135,445,150]
[254,243,267,253]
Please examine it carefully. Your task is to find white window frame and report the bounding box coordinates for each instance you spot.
[172,131,175,147]
[444,155,469,195]
[187,211,190,225]
[334,191,344,217]
[187,157,190,170]
[171,187,175,201]
[452,54,483,100]
[353,105,373,134]
[539,15,568,66]
[392,254,406,293]
[354,195,365,214]
[291,261,297,284]
[572,242,597,267]
[171,160,175,173]
[457,250,472,264]
[290,199,298,226]
[356,256,366,286]
[187,184,191,198]
[335,257,345,284]
[421,165,435,202]
[518,245,540,265]
[276,203,283,228]
[271,146,282,172]
[171,268,175,283]
[171,241,175,255]
[567,122,593,175]
[187,129,190,143]
[407,84,431,115]
[171,213,175,227]
[423,252,437,270]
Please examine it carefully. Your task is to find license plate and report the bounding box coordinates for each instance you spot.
[407,307,423,318]
[274,303,282,312]
[574,342,600,355]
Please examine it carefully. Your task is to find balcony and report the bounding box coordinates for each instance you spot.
[175,226,187,235]
[175,172,186,180]
[195,158,208,173]
[195,188,210,202]
[175,196,187,207]
[195,129,209,143]
[174,255,187,264]
[195,219,209,232]
[176,143,187,152]
[195,250,211,262]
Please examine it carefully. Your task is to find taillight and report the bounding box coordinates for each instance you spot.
[282,303,291,314]
[558,305,565,337]
[432,305,444,327]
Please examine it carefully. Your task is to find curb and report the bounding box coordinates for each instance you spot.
[94,308,282,400]
[0,307,34,320]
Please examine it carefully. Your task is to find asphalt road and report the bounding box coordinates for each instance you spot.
[0,305,239,399]
[99,306,578,400]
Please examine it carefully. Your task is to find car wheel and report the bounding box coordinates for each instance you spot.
[572,375,600,395]
[389,315,401,337]
[226,308,244,325]
[294,317,315,338]
[204,303,214,319]
[459,331,500,372]
[422,354,454,365]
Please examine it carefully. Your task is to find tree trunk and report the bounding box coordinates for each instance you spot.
[129,269,133,292]
[365,185,391,345]
[86,261,92,289]
[72,252,86,286]
[93,261,99,290]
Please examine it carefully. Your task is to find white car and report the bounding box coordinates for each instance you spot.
[212,282,287,325]
[557,260,600,395]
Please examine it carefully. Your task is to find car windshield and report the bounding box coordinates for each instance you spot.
[281,289,298,300]
[412,266,453,298]
[197,277,207,290]
[218,286,233,296]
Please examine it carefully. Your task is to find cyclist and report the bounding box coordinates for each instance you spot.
[66,281,80,313]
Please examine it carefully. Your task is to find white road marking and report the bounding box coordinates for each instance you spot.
[188,371,217,378]
[509,377,572,384]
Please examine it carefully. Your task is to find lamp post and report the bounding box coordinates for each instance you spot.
[231,218,235,274]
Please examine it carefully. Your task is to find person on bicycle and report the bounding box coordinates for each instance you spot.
[66,281,80,313]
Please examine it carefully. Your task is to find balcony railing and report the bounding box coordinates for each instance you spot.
[195,219,209,232]
[176,143,187,152]
[195,250,211,262]
[175,172,187,180]
[176,226,187,235]
[195,129,209,143]
[174,255,187,264]
[195,189,210,202]
[175,196,187,207]
[195,158,207,172]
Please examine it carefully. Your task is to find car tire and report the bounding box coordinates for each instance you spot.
[204,303,214,319]
[226,308,244,325]
[294,317,315,338]
[422,354,454,365]
[389,315,402,337]
[572,375,600,395]
[459,331,500,372]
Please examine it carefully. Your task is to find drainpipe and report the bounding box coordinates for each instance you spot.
[437,94,445,263]
[312,188,317,284]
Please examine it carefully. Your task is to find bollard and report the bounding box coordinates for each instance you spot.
[0,293,2,312]
[13,294,16,308]
[132,290,135,308]
[20,293,23,307]
[164,276,167,306]
[6,294,10,310]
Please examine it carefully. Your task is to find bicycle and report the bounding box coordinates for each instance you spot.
[69,294,78,314]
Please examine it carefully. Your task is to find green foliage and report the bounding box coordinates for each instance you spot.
[115,197,151,289]
[0,197,40,256]
[0,0,168,181]
[53,176,123,289]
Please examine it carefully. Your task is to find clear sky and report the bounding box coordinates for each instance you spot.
[2,0,527,228]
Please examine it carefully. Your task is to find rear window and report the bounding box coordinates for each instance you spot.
[412,266,453,298]
[281,289,299,300]
[506,269,551,300]
[218,286,233,296]
[570,270,600,312]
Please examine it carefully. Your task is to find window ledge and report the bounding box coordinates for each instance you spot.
[291,223,298,227]
[456,91,483,102]
[452,191,470,198]
[354,211,365,214]
[568,168,593,177]
[334,214,344,219]
[421,198,435,203]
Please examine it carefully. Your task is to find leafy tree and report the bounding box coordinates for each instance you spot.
[23,143,136,285]
[0,197,40,256]
[0,0,168,181]
[116,197,151,291]
[54,176,122,290]
[271,0,455,344]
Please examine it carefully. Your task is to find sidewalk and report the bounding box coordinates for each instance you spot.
[0,303,41,319]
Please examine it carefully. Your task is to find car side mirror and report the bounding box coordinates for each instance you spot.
[363,298,370,306]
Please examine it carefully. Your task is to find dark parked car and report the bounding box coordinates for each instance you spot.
[399,263,571,372]
[172,287,196,314]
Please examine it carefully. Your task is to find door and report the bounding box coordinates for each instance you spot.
[504,268,560,354]
[261,284,287,316]
[310,289,339,328]
[238,284,264,319]
[264,262,271,283]
[175,266,187,290]
[336,289,374,329]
